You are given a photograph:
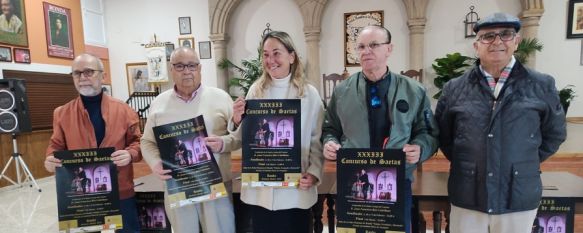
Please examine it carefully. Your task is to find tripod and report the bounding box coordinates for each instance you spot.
[0,133,41,192]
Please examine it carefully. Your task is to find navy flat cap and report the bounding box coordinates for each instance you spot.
[473,12,521,33]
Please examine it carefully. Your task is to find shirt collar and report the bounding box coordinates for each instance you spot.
[173,85,202,103]
[479,56,516,78]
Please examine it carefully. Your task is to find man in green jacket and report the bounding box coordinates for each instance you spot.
[322,25,438,233]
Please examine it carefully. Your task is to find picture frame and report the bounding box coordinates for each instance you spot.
[199,41,212,59]
[178,37,195,49]
[101,84,112,96]
[126,62,153,94]
[165,43,175,61]
[0,0,28,47]
[567,0,583,38]
[13,48,30,64]
[581,40,583,65]
[0,46,12,62]
[43,2,74,59]
[344,10,384,67]
[178,16,191,35]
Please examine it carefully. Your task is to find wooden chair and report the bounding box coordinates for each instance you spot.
[322,73,344,104]
[400,69,423,83]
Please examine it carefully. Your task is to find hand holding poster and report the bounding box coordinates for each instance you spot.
[241,99,301,188]
[153,115,227,208]
[336,149,406,233]
[54,147,122,233]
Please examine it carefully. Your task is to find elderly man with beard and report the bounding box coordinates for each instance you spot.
[44,53,143,233]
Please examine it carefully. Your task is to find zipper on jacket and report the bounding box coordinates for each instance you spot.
[492,100,497,111]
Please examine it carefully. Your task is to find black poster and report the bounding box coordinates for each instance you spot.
[336,148,406,233]
[153,115,227,208]
[54,147,122,232]
[241,99,301,188]
[532,197,575,233]
[136,192,171,233]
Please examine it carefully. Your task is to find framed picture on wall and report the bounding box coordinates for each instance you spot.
[581,40,583,65]
[178,16,191,35]
[43,2,74,59]
[13,48,30,63]
[165,43,175,61]
[199,41,211,59]
[567,0,583,38]
[0,0,28,47]
[126,62,154,94]
[0,46,12,62]
[101,84,112,96]
[178,37,195,49]
[344,10,384,67]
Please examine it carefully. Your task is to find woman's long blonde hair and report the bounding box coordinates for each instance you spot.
[251,31,306,98]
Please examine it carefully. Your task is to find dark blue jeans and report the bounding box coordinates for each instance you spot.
[117,197,140,233]
[404,179,412,233]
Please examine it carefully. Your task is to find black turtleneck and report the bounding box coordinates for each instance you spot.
[81,93,105,147]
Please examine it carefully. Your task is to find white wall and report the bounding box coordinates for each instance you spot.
[104,0,216,101]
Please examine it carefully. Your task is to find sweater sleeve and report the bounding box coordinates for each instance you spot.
[220,94,242,153]
[140,101,162,169]
[306,95,325,184]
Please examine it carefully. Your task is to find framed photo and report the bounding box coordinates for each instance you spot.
[0,0,28,46]
[178,17,191,35]
[13,48,30,64]
[126,62,153,94]
[199,41,212,59]
[165,43,175,61]
[567,0,583,38]
[0,46,12,62]
[344,11,384,67]
[178,37,195,49]
[101,84,112,96]
[43,2,74,59]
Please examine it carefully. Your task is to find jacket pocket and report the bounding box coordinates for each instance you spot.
[509,160,542,210]
[450,160,477,207]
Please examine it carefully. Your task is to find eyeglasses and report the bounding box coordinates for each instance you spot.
[370,84,381,109]
[356,42,390,52]
[476,30,516,44]
[172,63,199,71]
[71,69,102,78]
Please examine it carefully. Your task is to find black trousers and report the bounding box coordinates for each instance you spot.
[250,205,312,233]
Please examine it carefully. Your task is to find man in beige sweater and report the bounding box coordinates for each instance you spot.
[140,47,240,233]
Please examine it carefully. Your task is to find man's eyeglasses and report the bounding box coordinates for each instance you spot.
[476,30,516,44]
[172,63,199,71]
[356,42,390,52]
[370,85,381,109]
[71,69,102,78]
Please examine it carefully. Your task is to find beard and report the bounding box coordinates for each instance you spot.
[78,86,100,97]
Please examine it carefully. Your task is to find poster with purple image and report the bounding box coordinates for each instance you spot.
[136,192,171,233]
[241,99,301,188]
[532,197,574,233]
[54,147,121,232]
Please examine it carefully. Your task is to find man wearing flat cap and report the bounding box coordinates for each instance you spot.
[435,12,566,233]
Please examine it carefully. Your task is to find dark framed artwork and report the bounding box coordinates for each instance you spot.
[178,37,195,49]
[0,46,12,62]
[344,10,384,67]
[165,43,175,61]
[126,62,153,94]
[178,16,191,35]
[0,0,28,46]
[199,41,211,59]
[13,48,30,63]
[567,0,583,38]
[43,2,74,59]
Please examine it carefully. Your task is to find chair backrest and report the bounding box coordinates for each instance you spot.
[322,73,344,103]
[400,69,423,83]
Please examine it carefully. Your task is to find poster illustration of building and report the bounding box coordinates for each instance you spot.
[136,192,171,233]
[241,99,301,188]
[54,147,122,232]
[336,148,406,233]
[532,197,574,233]
[153,115,227,208]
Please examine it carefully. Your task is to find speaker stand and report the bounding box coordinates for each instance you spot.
[0,134,41,192]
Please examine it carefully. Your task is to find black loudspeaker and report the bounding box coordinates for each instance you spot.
[0,79,31,133]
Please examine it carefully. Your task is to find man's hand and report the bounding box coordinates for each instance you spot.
[232,97,246,126]
[152,161,172,180]
[299,173,318,190]
[403,144,421,164]
[111,150,132,167]
[205,136,223,153]
[323,141,341,160]
[44,155,62,172]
